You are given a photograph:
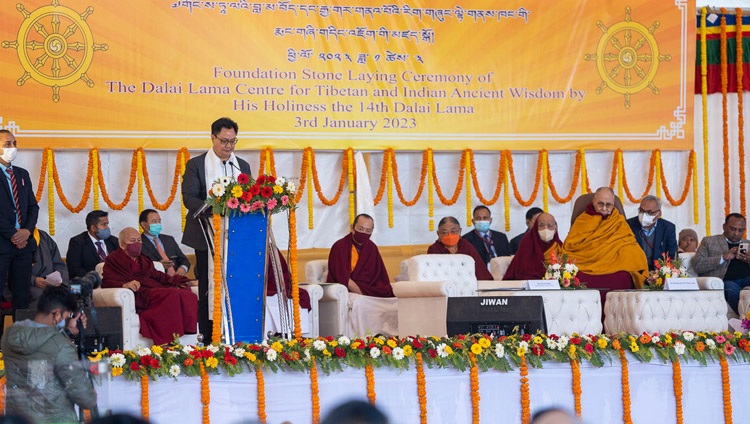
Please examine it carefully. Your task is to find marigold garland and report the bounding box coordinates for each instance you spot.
[720,355,733,424]
[200,361,210,424]
[546,151,581,204]
[34,148,47,202]
[373,149,390,205]
[0,376,5,413]
[365,363,376,405]
[654,150,662,198]
[211,214,223,344]
[737,8,746,219]
[468,150,504,205]
[541,150,549,211]
[503,153,511,232]
[310,360,321,424]
[51,149,94,213]
[391,149,428,206]
[45,149,54,235]
[386,151,394,228]
[505,150,542,207]
[289,209,302,340]
[310,148,348,206]
[571,359,582,418]
[692,151,700,224]
[520,354,530,424]
[579,149,591,194]
[469,352,481,424]
[672,359,683,424]
[431,150,465,206]
[620,151,656,203]
[139,147,187,211]
[97,149,137,210]
[464,150,473,226]
[721,11,731,217]
[616,150,625,201]
[658,150,695,206]
[179,150,188,231]
[92,148,100,211]
[416,352,428,424]
[140,374,150,420]
[256,365,267,424]
[427,149,435,231]
[347,148,355,224]
[609,151,619,191]
[701,7,711,235]
[136,149,144,213]
[619,349,632,424]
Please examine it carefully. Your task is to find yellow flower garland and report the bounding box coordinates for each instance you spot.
[579,149,590,194]
[92,148,100,211]
[672,359,683,424]
[140,374,150,420]
[700,7,711,235]
[386,150,394,228]
[45,149,54,235]
[289,209,302,340]
[503,152,511,231]
[427,149,435,231]
[541,150,549,211]
[347,148,355,224]
[136,149,144,213]
[180,149,188,231]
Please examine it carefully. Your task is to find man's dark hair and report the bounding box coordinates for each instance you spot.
[438,216,460,228]
[139,208,157,224]
[37,286,77,315]
[85,210,108,230]
[472,205,491,216]
[211,117,238,136]
[530,406,579,424]
[725,213,746,224]
[352,213,373,227]
[321,400,388,424]
[526,207,544,221]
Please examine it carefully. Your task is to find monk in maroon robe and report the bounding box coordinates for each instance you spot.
[504,213,563,280]
[102,228,197,345]
[427,216,494,280]
[267,248,311,310]
[327,214,394,297]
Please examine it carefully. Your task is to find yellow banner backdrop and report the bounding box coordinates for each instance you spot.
[0,0,693,150]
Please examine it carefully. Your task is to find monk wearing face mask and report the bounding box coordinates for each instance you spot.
[427,216,494,280]
[503,213,563,280]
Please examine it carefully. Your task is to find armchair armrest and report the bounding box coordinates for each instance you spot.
[300,283,323,303]
[93,288,136,315]
[697,277,724,290]
[392,281,457,298]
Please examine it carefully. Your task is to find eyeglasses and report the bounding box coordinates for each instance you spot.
[638,208,660,216]
[214,136,238,146]
[438,229,461,236]
[594,201,614,209]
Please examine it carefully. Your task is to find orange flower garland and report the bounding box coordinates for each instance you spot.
[571,359,582,418]
[619,349,632,424]
[51,149,94,213]
[468,150,504,205]
[365,363,376,405]
[579,149,591,194]
[416,352,428,424]
[431,150,465,205]
[609,151,619,190]
[289,209,302,340]
[720,355,733,424]
[700,7,711,235]
[0,376,5,413]
[311,360,320,424]
[372,149,390,205]
[34,148,48,202]
[721,10,731,216]
[505,150,543,207]
[211,214,223,344]
[97,149,137,210]
[200,361,210,424]
[258,149,267,178]
[672,359,683,424]
[659,151,695,206]
[546,151,581,203]
[469,352,481,424]
[464,150,473,225]
[139,147,188,210]
[616,150,625,201]
[427,149,435,231]
[310,148,348,206]
[256,365,267,424]
[520,355,530,424]
[391,149,428,206]
[140,374,150,420]
[737,8,746,219]
[620,151,656,203]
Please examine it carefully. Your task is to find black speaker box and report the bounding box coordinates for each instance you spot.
[446,296,546,337]
[16,306,123,352]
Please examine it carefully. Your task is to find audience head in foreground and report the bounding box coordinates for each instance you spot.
[531,407,581,424]
[464,205,512,263]
[321,400,389,424]
[678,228,699,253]
[504,212,562,280]
[427,216,493,280]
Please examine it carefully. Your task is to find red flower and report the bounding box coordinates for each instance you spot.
[335,347,346,358]
[237,173,250,184]
[140,356,152,366]
[452,342,463,350]
[260,187,273,198]
[457,334,466,340]
[190,350,203,359]
[498,336,508,343]
[242,191,254,202]
[585,344,594,354]
[90,364,100,375]
[548,334,559,340]
[184,358,194,366]
[531,345,545,356]
[570,337,581,345]
[428,349,437,358]
[150,359,161,369]
[201,350,213,358]
[130,362,140,371]
[521,333,532,342]
[413,339,423,349]
[368,343,376,349]
[256,175,267,185]
[249,185,260,196]
[280,352,290,361]
[325,336,334,342]
[225,356,238,365]
[382,346,392,355]
[248,345,262,351]
[267,175,276,184]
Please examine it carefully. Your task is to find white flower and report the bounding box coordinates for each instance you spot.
[369,347,381,359]
[169,365,181,378]
[182,344,195,354]
[276,176,286,186]
[211,183,225,196]
[551,263,562,270]
[564,263,577,273]
[167,350,179,356]
[337,336,351,346]
[136,347,151,357]
[519,341,529,351]
[266,349,277,362]
[652,335,661,344]
[660,266,671,275]
[207,344,220,353]
[494,343,505,358]
[706,339,717,350]
[558,336,570,349]
[674,342,686,355]
[682,331,695,342]
[261,340,269,348]
[392,347,405,360]
[552,271,561,280]
[109,353,126,368]
[545,339,558,350]
[436,343,450,358]
[286,182,297,194]
[313,340,327,351]
[219,176,232,186]
[233,348,246,358]
[304,349,311,361]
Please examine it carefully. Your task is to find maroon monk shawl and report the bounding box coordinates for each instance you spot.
[427,238,494,281]
[503,220,563,280]
[326,233,394,298]
[266,249,311,310]
[102,248,197,345]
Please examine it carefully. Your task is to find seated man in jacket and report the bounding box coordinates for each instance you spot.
[138,208,190,277]
[626,195,677,270]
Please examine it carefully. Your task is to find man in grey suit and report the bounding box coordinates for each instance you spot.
[181,117,251,339]
[138,208,190,276]
[693,213,750,314]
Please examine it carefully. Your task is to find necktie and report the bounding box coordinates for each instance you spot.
[154,237,176,276]
[96,241,107,262]
[6,168,21,224]
[483,233,497,258]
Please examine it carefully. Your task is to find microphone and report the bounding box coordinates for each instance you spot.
[192,202,211,219]
[224,160,243,175]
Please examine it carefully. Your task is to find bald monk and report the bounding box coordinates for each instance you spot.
[327,214,394,297]
[102,227,198,345]
[504,213,563,280]
[564,187,649,298]
[427,216,494,280]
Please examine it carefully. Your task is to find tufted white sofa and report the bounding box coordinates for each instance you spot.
[679,252,740,321]
[391,254,477,337]
[304,259,350,337]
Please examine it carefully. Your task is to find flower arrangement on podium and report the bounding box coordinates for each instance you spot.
[206,173,296,216]
[646,254,688,291]
[543,250,585,289]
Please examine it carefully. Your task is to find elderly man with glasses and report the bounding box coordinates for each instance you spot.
[427,216,494,280]
[626,195,678,271]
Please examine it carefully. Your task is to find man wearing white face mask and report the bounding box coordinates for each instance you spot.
[0,129,39,315]
[626,195,677,271]
[462,205,512,266]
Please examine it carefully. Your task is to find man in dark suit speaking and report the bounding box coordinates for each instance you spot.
[67,210,119,279]
[0,130,39,314]
[182,117,251,339]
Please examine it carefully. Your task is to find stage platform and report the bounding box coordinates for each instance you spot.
[101,357,750,424]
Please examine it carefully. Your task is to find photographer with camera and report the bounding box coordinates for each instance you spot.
[1,285,97,423]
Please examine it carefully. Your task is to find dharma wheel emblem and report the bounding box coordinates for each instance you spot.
[2,0,108,102]
[584,7,670,109]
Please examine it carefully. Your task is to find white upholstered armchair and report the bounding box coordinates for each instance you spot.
[304,259,349,337]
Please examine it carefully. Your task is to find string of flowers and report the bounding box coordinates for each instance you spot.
[289,209,302,341]
[469,352,481,424]
[616,150,625,201]
[468,150,504,205]
[609,151,619,191]
[136,149,144,213]
[365,363,376,405]
[619,349,632,424]
[310,148,348,206]
[200,361,210,424]
[427,149,435,231]
[546,150,581,203]
[672,358,683,424]
[701,7,711,235]
[658,151,695,206]
[0,375,5,413]
[50,149,93,213]
[91,149,100,211]
[692,152,699,224]
[721,10,730,217]
[391,149,428,207]
[571,359,582,418]
[45,149,54,235]
[464,150,473,226]
[267,148,277,177]
[416,352,428,424]
[179,150,188,231]
[372,149,389,205]
[580,149,591,194]
[256,365,267,424]
[347,148,355,224]
[655,150,663,198]
[620,151,656,203]
[505,150,543,207]
[211,214,222,344]
[737,8,746,219]
[503,154,511,231]
[431,150,465,205]
[34,147,47,202]
[306,149,314,229]
[97,149,137,210]
[258,149,267,179]
[139,147,188,211]
[140,374,150,420]
[386,151,394,227]
[721,354,733,424]
[310,360,320,424]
